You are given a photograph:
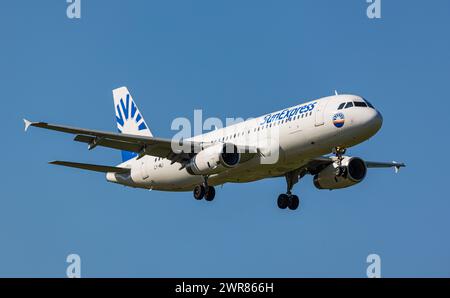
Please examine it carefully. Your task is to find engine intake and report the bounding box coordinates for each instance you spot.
[313,156,367,190]
[186,143,240,175]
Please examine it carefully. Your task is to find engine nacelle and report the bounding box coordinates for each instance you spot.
[313,156,367,190]
[186,143,240,175]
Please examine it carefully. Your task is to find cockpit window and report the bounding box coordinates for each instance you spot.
[363,98,375,108]
[345,102,353,109]
[354,101,368,107]
[337,103,346,110]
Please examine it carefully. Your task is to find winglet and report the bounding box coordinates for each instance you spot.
[23,119,33,132]
[393,161,405,173]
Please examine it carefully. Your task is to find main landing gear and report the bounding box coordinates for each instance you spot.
[277,170,301,211]
[193,176,216,201]
[277,193,299,210]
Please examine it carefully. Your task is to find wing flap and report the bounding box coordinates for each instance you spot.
[73,135,143,152]
[49,161,130,173]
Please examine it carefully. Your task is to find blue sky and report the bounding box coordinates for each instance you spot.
[1,0,449,277]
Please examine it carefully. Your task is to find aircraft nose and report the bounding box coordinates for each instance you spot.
[376,110,383,127]
[371,109,383,132]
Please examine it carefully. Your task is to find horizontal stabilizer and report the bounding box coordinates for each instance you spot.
[49,161,130,173]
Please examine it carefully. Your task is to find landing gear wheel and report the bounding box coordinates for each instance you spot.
[205,186,216,201]
[288,195,300,210]
[193,185,205,200]
[277,194,289,209]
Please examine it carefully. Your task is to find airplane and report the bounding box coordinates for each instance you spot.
[24,87,405,211]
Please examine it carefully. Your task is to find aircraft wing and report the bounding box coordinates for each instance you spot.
[24,119,259,165]
[303,156,406,175]
[24,119,203,161]
[364,161,406,173]
[364,161,406,168]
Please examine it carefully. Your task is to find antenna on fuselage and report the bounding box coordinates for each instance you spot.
[334,90,339,95]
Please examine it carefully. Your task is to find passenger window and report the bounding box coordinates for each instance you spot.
[345,102,353,109]
[338,103,345,110]
[354,101,368,107]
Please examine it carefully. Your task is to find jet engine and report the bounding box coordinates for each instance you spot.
[186,143,240,175]
[313,156,367,190]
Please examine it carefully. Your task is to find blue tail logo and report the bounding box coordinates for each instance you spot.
[113,87,152,162]
[115,94,148,133]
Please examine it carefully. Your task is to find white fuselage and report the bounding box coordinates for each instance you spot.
[106,94,383,191]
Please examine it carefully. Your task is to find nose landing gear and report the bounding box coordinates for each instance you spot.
[332,146,346,161]
[333,146,347,177]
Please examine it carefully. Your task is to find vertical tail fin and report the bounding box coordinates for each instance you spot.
[113,87,153,162]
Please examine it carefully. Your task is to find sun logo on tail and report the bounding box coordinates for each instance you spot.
[115,94,148,133]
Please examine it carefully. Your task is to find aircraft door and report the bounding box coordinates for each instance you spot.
[315,99,329,126]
